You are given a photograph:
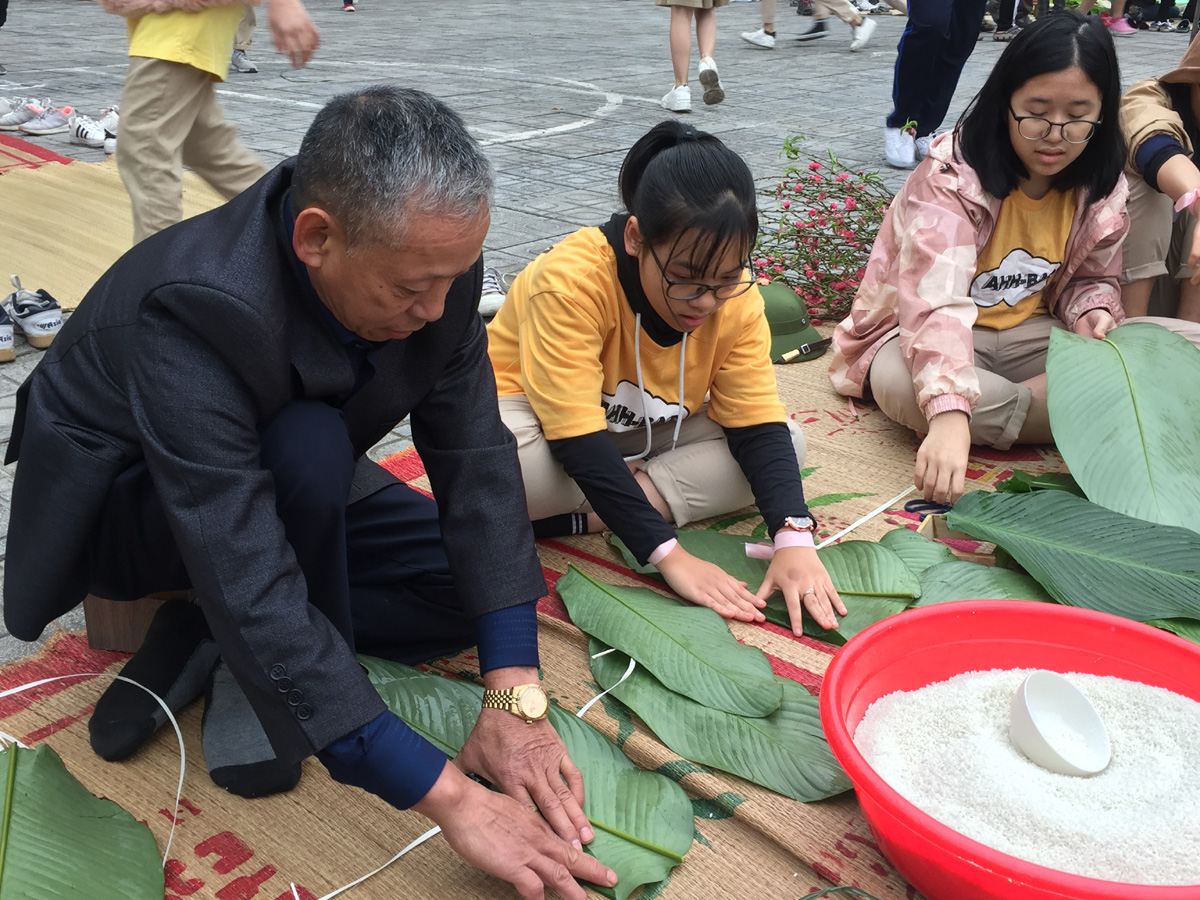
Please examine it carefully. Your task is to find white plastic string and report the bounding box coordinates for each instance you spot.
[815,485,917,549]
[577,650,638,719]
[291,823,443,900]
[0,673,186,866]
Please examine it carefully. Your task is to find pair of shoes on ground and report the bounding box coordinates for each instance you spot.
[0,276,65,361]
[0,98,53,132]
[661,57,724,112]
[230,48,258,73]
[1105,16,1136,36]
[69,106,120,150]
[883,128,932,170]
[791,16,876,49]
[89,599,302,799]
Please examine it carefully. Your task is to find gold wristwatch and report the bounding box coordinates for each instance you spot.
[481,683,550,723]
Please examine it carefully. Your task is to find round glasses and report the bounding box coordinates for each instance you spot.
[647,244,756,302]
[1010,107,1100,145]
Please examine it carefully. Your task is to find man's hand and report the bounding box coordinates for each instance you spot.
[754,545,845,634]
[1072,309,1116,340]
[415,761,617,900]
[914,410,971,505]
[655,544,766,622]
[453,666,591,848]
[267,0,320,68]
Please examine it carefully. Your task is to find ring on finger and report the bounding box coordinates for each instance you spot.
[801,588,815,598]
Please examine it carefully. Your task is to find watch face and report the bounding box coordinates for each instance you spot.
[517,686,549,720]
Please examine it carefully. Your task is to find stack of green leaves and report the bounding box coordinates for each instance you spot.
[0,743,163,899]
[557,566,851,802]
[361,656,694,900]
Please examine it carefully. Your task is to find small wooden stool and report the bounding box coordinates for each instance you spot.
[83,592,192,653]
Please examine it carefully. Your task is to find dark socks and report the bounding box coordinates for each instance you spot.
[202,660,301,798]
[89,598,220,761]
[531,512,590,539]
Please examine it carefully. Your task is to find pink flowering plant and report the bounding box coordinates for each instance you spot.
[753,137,894,321]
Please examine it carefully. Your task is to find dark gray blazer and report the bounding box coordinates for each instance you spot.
[4,161,546,763]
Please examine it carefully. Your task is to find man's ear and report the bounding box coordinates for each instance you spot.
[623,215,643,257]
[292,206,340,269]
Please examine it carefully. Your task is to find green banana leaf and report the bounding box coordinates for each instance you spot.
[590,641,851,802]
[1146,618,1200,647]
[946,491,1200,621]
[0,744,163,900]
[610,531,921,602]
[912,560,1055,607]
[994,469,1084,497]
[557,566,781,718]
[1046,323,1200,531]
[878,527,959,578]
[361,657,694,900]
[761,594,911,646]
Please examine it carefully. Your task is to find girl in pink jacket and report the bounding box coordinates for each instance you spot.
[829,12,1127,505]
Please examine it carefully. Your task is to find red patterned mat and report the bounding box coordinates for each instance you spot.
[0,132,74,174]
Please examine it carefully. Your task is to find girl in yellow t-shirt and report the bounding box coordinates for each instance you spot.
[487,121,843,635]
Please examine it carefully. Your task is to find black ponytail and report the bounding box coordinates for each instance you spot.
[618,120,758,266]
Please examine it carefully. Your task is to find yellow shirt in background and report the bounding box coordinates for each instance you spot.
[970,187,1076,330]
[127,7,243,81]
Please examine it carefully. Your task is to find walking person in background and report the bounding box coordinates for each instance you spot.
[790,0,878,50]
[884,0,987,168]
[659,0,726,113]
[98,0,319,244]
[993,0,1021,40]
[231,5,258,73]
[1071,0,1135,37]
[0,0,8,75]
[742,0,903,49]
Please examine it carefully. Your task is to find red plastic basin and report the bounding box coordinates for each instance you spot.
[819,600,1200,900]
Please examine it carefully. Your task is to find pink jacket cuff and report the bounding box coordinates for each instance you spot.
[921,393,972,421]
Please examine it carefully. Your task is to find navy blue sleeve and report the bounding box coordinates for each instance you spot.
[1135,134,1187,191]
[318,711,447,809]
[476,601,540,672]
[548,431,677,565]
[724,422,810,539]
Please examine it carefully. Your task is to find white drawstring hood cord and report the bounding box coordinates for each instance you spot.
[622,312,688,462]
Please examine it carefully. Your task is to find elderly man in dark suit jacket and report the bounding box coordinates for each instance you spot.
[3,86,615,900]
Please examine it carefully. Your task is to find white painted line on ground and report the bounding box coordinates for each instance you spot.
[214,89,324,110]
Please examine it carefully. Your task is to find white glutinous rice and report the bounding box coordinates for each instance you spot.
[854,669,1200,885]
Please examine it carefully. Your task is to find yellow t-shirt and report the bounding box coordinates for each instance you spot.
[127,7,243,81]
[970,188,1076,330]
[486,226,786,441]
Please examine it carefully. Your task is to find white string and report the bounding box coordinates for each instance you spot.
[576,651,638,719]
[670,332,687,452]
[815,485,917,549]
[0,672,186,866]
[624,315,654,463]
[291,824,443,900]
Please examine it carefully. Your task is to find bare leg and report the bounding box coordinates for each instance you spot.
[1121,277,1154,319]
[1178,279,1200,323]
[670,6,694,87]
[1016,373,1052,444]
[1110,0,1126,16]
[695,7,717,60]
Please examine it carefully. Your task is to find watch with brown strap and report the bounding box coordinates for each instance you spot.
[481,683,550,723]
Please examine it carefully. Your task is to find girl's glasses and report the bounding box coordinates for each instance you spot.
[647,244,756,302]
[1009,107,1100,144]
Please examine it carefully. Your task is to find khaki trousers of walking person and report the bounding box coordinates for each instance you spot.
[499,394,808,526]
[117,56,267,244]
[235,6,255,52]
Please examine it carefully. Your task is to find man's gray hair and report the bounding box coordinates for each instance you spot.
[292,86,494,247]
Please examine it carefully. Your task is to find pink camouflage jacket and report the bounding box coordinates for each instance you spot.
[828,132,1129,421]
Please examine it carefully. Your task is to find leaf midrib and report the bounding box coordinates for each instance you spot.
[0,746,14,895]
[573,567,768,699]
[1104,335,1161,519]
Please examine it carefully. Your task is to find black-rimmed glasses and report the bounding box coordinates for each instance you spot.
[1009,107,1101,144]
[646,244,756,302]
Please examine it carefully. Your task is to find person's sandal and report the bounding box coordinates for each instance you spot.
[993,28,1019,41]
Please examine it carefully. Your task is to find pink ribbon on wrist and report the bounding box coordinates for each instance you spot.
[1175,189,1200,214]
[744,530,816,561]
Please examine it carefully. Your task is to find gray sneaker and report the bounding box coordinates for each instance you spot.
[231,49,258,73]
[19,106,74,136]
[479,266,507,317]
[0,99,49,132]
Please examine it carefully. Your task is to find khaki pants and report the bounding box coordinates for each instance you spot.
[235,6,255,52]
[117,56,267,244]
[868,315,1062,450]
[499,394,808,526]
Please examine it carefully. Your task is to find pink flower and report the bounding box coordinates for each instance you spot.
[809,161,822,170]
[829,201,840,211]
[844,198,858,211]
[782,200,791,209]
[834,173,850,183]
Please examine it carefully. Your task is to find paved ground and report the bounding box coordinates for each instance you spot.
[0,0,1182,660]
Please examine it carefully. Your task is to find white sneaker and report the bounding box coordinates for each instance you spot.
[850,16,877,50]
[661,85,692,113]
[69,115,106,149]
[96,105,119,137]
[741,28,777,48]
[104,137,117,155]
[19,106,74,136]
[5,276,63,350]
[479,266,507,317]
[914,134,932,160]
[698,57,724,105]
[884,127,916,169]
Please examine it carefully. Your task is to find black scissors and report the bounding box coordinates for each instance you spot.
[904,498,952,520]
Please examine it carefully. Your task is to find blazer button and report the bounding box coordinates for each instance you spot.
[287,689,304,706]
[296,703,313,721]
[276,677,293,693]
[270,664,287,680]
